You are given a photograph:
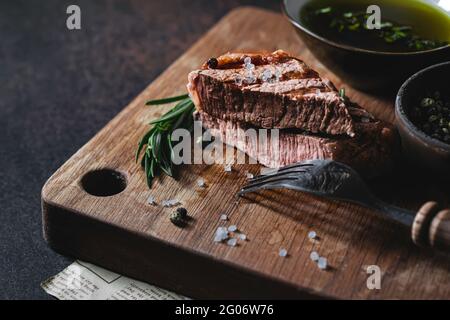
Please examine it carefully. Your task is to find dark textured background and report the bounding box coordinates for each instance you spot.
[0,0,279,300]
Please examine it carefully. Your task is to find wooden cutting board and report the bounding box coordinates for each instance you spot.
[42,7,450,299]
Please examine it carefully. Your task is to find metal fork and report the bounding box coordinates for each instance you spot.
[238,159,450,252]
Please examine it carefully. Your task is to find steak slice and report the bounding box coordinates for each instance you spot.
[195,111,398,178]
[188,50,357,137]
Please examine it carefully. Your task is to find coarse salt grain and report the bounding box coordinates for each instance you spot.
[147,195,156,205]
[308,231,317,239]
[310,251,319,261]
[235,75,243,86]
[279,248,288,257]
[318,257,328,270]
[162,199,180,207]
[274,70,282,80]
[262,69,272,81]
[227,238,237,247]
[245,171,254,179]
[239,233,247,241]
[228,225,237,232]
[244,57,252,65]
[214,227,228,242]
[245,75,256,84]
[224,164,232,172]
[220,214,228,221]
[197,178,206,188]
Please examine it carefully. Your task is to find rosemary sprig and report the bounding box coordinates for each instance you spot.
[136,94,195,188]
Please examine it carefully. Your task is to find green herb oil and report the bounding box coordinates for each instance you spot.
[300,0,450,52]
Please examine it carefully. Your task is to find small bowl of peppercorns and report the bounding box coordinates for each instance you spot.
[395,61,450,177]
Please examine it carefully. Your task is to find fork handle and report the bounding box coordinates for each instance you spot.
[412,201,450,252]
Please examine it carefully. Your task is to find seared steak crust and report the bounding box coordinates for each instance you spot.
[188,50,356,137]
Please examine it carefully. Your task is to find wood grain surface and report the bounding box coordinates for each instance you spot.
[41,7,450,299]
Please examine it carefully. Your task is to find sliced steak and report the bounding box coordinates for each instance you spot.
[195,111,398,178]
[188,50,356,137]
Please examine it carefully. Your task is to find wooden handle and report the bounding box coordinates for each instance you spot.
[412,201,450,252]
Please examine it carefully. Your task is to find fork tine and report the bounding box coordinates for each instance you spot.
[238,179,294,195]
[275,162,314,172]
[240,175,298,192]
[248,169,307,183]
[254,162,313,177]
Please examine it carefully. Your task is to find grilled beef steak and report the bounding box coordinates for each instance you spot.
[188,50,398,177]
[195,111,397,178]
[188,50,356,137]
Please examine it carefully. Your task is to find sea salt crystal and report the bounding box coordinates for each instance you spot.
[220,214,228,221]
[234,75,243,86]
[196,136,203,144]
[228,225,238,232]
[245,172,254,179]
[261,69,272,82]
[214,227,229,242]
[310,251,319,261]
[162,199,180,207]
[245,63,255,70]
[279,248,288,257]
[244,56,252,65]
[224,164,232,172]
[197,178,206,188]
[245,75,256,84]
[239,233,247,241]
[274,69,282,81]
[308,231,317,239]
[227,238,237,247]
[318,257,328,270]
[147,195,156,205]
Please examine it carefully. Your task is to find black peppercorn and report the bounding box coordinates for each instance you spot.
[176,207,188,219]
[206,57,218,69]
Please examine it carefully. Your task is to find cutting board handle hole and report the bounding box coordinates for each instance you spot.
[80,169,127,197]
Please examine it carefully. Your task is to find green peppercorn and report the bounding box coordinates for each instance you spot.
[429,115,439,122]
[420,98,435,108]
[170,211,184,226]
[411,91,449,145]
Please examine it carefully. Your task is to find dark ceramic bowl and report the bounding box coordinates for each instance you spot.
[395,61,450,176]
[282,0,450,93]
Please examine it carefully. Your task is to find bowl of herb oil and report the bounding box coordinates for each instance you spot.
[282,0,450,92]
[395,61,450,176]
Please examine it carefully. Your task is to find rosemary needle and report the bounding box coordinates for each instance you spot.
[145,94,189,105]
